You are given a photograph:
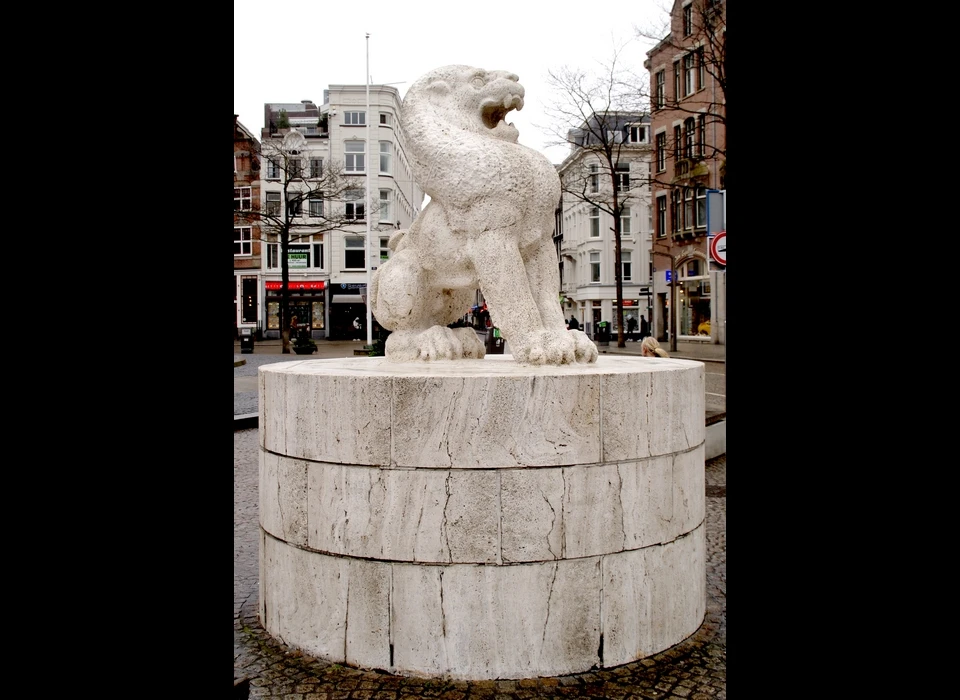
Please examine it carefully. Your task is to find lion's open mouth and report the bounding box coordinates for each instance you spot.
[481,95,523,130]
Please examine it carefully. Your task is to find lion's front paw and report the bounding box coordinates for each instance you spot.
[512,329,596,366]
[384,326,486,362]
[569,329,598,363]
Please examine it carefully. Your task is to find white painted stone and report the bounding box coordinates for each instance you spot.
[344,557,392,670]
[259,450,308,546]
[705,419,726,460]
[601,359,705,460]
[600,525,705,667]
[260,533,347,660]
[500,468,565,562]
[305,464,500,563]
[391,371,600,467]
[390,565,446,676]
[259,356,701,467]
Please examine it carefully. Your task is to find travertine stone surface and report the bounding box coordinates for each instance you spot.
[368,65,597,366]
[259,355,703,467]
[261,527,704,679]
[259,355,705,679]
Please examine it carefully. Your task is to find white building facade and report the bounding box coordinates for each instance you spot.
[555,115,654,339]
[257,87,424,340]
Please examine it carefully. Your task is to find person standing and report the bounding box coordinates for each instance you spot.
[568,315,580,330]
[626,314,637,340]
[639,314,649,341]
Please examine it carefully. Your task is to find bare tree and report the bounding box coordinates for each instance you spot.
[542,44,650,348]
[234,129,380,353]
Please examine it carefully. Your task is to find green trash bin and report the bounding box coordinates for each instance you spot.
[486,327,505,354]
[595,321,610,346]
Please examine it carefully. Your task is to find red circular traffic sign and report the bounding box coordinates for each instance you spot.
[710,231,726,265]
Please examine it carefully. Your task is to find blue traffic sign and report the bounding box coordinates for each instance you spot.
[665,270,672,282]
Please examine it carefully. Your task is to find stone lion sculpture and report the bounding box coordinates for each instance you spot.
[370,65,598,365]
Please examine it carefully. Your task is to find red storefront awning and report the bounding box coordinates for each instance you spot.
[265,281,326,291]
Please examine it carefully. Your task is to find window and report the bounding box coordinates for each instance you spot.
[657,195,667,237]
[312,239,324,269]
[286,193,302,217]
[655,71,665,109]
[234,187,251,211]
[344,236,365,268]
[343,111,365,126]
[673,62,681,101]
[615,163,630,192]
[628,125,646,143]
[671,190,681,233]
[265,191,281,216]
[379,189,391,222]
[621,251,632,282]
[234,226,252,256]
[266,239,322,269]
[288,157,302,179]
[656,132,666,172]
[697,48,705,92]
[620,207,632,235]
[684,118,696,159]
[344,141,365,172]
[589,206,600,237]
[683,3,693,36]
[696,186,706,228]
[310,158,323,178]
[266,158,280,180]
[684,54,695,96]
[380,236,390,262]
[590,251,601,282]
[379,112,390,126]
[673,125,682,161]
[683,187,694,229]
[697,114,706,157]
[309,194,323,218]
[589,164,599,193]
[344,189,364,220]
[379,141,392,174]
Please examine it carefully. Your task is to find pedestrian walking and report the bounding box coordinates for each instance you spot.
[639,315,649,341]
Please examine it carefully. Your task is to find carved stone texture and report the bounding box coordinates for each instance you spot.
[370,65,597,366]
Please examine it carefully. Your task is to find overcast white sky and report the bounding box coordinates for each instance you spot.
[234,0,670,165]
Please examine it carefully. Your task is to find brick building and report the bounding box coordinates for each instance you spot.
[234,116,262,339]
[644,0,726,346]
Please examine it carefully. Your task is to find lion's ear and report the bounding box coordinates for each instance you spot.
[426,79,451,96]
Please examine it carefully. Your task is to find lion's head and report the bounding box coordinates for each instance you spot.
[403,64,525,143]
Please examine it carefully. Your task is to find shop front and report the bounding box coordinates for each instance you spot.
[264,280,326,339]
[328,283,383,340]
[676,258,711,338]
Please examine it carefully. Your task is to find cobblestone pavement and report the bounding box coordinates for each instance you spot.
[235,426,726,699]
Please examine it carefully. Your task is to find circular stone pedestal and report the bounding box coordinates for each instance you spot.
[258,354,706,680]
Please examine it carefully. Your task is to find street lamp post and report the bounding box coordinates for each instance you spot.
[365,33,373,346]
